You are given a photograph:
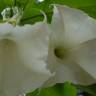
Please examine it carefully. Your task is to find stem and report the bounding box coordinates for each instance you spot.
[21,11,53,22]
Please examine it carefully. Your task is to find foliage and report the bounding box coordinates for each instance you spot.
[27,83,77,96]
[0,0,96,24]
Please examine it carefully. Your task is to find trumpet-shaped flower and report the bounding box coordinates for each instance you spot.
[46,5,96,86]
[0,18,52,95]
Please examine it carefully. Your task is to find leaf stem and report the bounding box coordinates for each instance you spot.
[21,11,53,22]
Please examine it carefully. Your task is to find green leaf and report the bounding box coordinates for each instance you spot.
[0,0,96,24]
[79,5,96,19]
[14,0,30,9]
[19,0,96,24]
[20,0,53,24]
[75,84,96,96]
[26,82,77,96]
[52,0,96,7]
[0,0,13,11]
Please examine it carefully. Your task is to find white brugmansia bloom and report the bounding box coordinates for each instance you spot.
[0,8,52,96]
[45,5,96,86]
[1,4,96,96]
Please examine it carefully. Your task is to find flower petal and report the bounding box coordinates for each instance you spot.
[12,21,52,95]
[0,21,52,95]
[51,5,96,47]
[47,46,95,86]
[0,23,14,96]
[0,23,13,40]
[72,39,96,81]
[47,4,96,86]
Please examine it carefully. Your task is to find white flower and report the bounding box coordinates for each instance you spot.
[0,19,52,95]
[45,5,96,86]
